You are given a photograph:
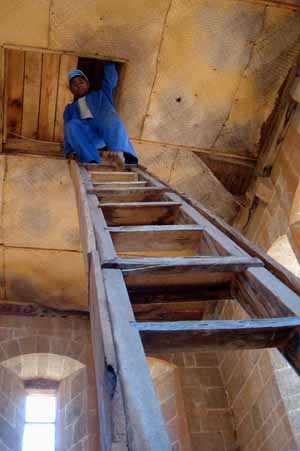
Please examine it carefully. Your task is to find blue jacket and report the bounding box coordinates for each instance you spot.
[63,63,137,161]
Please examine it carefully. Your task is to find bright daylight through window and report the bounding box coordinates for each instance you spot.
[22,393,56,451]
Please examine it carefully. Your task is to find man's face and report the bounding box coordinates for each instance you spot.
[70,76,89,99]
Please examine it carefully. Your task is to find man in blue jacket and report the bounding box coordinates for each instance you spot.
[63,63,138,164]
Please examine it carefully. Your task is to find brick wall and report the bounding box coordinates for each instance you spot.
[148,357,192,450]
[218,300,298,451]
[0,365,25,451]
[150,352,237,451]
[56,364,99,451]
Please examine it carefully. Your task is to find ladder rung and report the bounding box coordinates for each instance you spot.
[135,317,300,352]
[90,171,138,182]
[100,202,181,226]
[93,181,147,188]
[90,187,167,203]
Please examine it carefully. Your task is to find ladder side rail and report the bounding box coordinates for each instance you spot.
[102,268,172,451]
[72,162,128,450]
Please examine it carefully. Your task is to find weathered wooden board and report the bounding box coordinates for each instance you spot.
[22,52,42,139]
[110,226,204,257]
[91,171,138,183]
[102,268,172,450]
[38,53,60,140]
[136,317,300,352]
[5,49,24,137]
[89,251,127,449]
[133,300,218,321]
[93,181,148,189]
[101,202,181,226]
[128,283,233,304]
[3,156,81,251]
[4,138,62,156]
[54,54,78,142]
[94,187,166,203]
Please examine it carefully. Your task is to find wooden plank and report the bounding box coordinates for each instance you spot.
[0,47,5,149]
[4,137,62,157]
[92,187,167,203]
[128,283,233,304]
[84,162,123,171]
[88,194,117,262]
[110,226,204,257]
[102,268,171,450]
[5,49,25,137]
[90,252,127,449]
[69,161,96,271]
[234,267,300,318]
[101,201,181,226]
[93,181,147,189]
[22,51,42,138]
[104,256,263,271]
[136,317,300,353]
[91,171,138,183]
[133,300,218,321]
[38,53,60,140]
[54,54,78,142]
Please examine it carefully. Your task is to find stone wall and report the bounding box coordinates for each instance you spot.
[218,300,299,451]
[0,314,99,451]
[56,365,99,451]
[148,357,192,450]
[0,365,25,451]
[151,352,237,451]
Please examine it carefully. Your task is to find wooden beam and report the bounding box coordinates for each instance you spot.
[5,49,25,138]
[109,225,205,257]
[100,201,181,226]
[93,181,148,189]
[128,283,233,304]
[90,171,138,183]
[4,137,62,156]
[90,187,167,203]
[135,317,300,353]
[89,252,127,449]
[22,51,42,139]
[133,300,218,321]
[131,138,256,167]
[104,256,263,272]
[102,268,172,450]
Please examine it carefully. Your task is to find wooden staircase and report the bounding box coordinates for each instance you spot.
[70,160,300,451]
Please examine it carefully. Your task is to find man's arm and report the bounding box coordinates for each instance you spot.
[102,62,118,102]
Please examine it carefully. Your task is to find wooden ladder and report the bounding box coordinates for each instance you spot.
[70,160,300,451]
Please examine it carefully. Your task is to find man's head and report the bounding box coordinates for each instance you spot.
[68,69,90,99]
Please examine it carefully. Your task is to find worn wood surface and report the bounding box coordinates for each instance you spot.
[91,171,138,183]
[38,53,60,140]
[22,52,42,139]
[90,251,127,449]
[103,268,172,451]
[110,226,204,257]
[94,187,166,203]
[4,138,62,156]
[136,317,300,353]
[5,49,24,138]
[54,54,78,141]
[133,300,218,321]
[101,201,181,226]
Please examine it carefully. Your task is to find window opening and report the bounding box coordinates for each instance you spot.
[22,393,56,451]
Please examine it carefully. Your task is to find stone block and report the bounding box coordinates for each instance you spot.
[161,395,177,423]
[190,432,225,451]
[66,393,83,426]
[194,352,218,368]
[73,414,88,443]
[180,368,223,388]
[206,387,228,409]
[199,409,234,433]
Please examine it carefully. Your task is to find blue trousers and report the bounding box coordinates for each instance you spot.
[65,119,106,163]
